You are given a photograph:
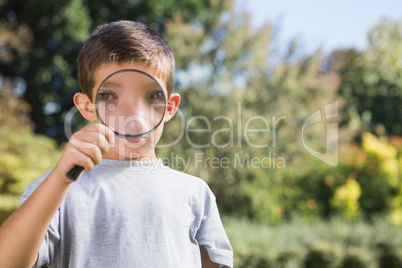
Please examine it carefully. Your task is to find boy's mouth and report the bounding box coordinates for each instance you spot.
[125,138,143,143]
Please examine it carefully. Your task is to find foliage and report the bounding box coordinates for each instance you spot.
[303,240,344,268]
[332,19,402,136]
[159,2,346,221]
[331,178,361,219]
[223,216,402,268]
[0,79,62,223]
[2,0,401,226]
[229,131,402,224]
[157,3,402,227]
[1,2,402,266]
[0,0,218,142]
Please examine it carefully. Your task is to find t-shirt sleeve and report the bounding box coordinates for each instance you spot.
[20,169,60,267]
[194,184,233,268]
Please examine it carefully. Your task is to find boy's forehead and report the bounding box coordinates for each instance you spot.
[91,63,168,97]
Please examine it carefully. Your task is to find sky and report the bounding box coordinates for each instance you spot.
[237,0,402,55]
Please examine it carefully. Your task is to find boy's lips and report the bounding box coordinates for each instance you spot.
[125,138,143,143]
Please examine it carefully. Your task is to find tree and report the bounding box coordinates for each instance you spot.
[0,78,62,223]
[0,0,214,142]
[332,19,402,136]
[159,2,344,219]
[0,0,91,141]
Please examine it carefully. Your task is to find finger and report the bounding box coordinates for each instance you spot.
[66,147,95,173]
[76,146,103,165]
[74,132,109,154]
[83,123,115,145]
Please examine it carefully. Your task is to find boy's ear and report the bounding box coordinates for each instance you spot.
[164,93,181,122]
[73,93,97,122]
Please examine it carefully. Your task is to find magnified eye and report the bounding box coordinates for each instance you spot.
[151,90,165,101]
[97,92,115,102]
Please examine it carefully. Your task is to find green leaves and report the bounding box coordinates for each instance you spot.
[336,19,402,135]
[0,81,62,223]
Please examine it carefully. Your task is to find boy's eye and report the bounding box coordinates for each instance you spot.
[97,92,115,102]
[151,90,165,101]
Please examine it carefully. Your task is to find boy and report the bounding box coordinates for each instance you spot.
[0,21,233,267]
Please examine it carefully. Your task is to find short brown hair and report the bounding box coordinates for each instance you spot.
[77,20,175,100]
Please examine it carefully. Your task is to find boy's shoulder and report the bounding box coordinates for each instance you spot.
[160,164,204,182]
[160,164,213,189]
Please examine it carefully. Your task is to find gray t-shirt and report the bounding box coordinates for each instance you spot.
[21,159,233,267]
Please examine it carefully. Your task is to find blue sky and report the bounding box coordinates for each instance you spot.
[237,0,402,54]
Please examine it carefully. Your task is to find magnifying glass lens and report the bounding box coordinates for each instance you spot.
[96,69,167,139]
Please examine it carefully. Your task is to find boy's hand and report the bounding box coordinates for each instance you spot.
[54,123,115,182]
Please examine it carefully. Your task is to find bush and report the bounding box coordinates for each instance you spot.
[0,83,62,224]
[223,216,402,268]
[341,246,377,268]
[378,244,402,268]
[242,132,402,224]
[303,241,344,268]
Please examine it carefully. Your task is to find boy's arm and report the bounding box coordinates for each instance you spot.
[201,252,219,268]
[0,171,72,267]
[0,124,114,268]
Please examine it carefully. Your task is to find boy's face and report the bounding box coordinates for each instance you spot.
[75,63,180,161]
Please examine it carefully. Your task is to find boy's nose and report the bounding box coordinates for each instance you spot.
[117,97,152,135]
[119,96,151,118]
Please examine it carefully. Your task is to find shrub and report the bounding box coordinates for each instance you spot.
[0,83,62,224]
[341,246,377,268]
[303,240,344,268]
[223,216,402,268]
[378,244,402,268]
[244,132,402,224]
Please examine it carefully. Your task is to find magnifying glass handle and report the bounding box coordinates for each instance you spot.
[67,165,84,181]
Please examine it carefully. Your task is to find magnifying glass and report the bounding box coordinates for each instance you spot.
[67,69,167,180]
